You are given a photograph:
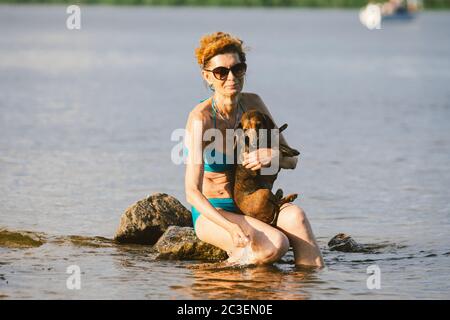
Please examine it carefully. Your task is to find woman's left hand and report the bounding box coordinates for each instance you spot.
[242,148,279,171]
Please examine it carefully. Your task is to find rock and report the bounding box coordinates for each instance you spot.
[0,228,46,248]
[155,226,228,261]
[328,233,366,253]
[114,193,193,245]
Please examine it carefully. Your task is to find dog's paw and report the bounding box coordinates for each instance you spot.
[285,193,298,203]
[280,144,300,157]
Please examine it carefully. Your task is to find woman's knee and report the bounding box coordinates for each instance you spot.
[277,205,308,229]
[256,232,290,264]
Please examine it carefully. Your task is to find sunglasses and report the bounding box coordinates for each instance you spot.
[204,62,247,81]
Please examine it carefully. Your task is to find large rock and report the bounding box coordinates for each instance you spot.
[114,193,193,244]
[155,226,228,261]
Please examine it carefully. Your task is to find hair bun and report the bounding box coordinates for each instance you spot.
[195,31,248,68]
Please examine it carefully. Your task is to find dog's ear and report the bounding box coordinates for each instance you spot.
[279,123,288,133]
[261,113,276,130]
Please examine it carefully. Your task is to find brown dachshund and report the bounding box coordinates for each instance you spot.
[233,109,300,226]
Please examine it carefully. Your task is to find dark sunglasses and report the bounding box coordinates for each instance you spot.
[204,62,247,81]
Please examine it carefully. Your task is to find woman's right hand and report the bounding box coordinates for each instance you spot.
[228,223,250,248]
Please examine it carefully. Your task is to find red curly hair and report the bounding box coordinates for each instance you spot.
[195,31,249,68]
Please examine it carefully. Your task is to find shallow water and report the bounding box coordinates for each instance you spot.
[0,5,449,299]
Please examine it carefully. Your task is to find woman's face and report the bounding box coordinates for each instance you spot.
[202,52,245,97]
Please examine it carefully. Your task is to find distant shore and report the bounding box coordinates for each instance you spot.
[0,0,449,10]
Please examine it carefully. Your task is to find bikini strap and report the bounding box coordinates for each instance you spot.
[211,97,217,129]
[236,98,245,128]
[238,98,244,112]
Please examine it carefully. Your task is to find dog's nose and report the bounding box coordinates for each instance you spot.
[245,130,259,150]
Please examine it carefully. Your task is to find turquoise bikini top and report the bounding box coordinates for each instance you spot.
[184,97,244,172]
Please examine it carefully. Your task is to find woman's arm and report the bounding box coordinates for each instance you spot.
[184,111,234,230]
[184,110,250,246]
[253,94,299,170]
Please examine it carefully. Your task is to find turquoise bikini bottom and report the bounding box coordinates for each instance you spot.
[191,198,238,232]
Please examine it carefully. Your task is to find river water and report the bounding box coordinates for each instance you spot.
[0,5,449,299]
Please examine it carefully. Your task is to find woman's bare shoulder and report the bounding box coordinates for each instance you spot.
[241,92,267,112]
[187,98,213,127]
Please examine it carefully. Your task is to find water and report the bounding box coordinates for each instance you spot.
[238,243,254,265]
[1,5,449,299]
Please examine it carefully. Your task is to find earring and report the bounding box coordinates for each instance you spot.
[208,83,215,92]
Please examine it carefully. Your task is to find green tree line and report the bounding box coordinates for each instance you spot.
[0,0,449,9]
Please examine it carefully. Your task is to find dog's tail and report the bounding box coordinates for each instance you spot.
[275,188,283,200]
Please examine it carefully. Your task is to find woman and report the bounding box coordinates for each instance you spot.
[184,32,324,268]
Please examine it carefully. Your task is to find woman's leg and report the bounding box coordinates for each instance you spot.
[195,209,290,265]
[276,203,325,268]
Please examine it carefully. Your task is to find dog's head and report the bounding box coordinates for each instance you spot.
[238,109,276,132]
[234,110,296,163]
[234,110,278,164]
[235,110,271,156]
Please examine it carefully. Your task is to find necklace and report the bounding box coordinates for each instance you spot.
[212,97,241,128]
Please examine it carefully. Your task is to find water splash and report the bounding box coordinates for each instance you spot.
[236,242,255,266]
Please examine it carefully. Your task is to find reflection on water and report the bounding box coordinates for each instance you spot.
[184,264,314,300]
[1,5,450,299]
